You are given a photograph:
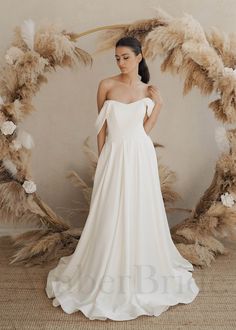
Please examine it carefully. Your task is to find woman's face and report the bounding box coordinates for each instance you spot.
[115,46,142,73]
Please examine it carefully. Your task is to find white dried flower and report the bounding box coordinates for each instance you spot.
[220,192,235,207]
[22,180,37,193]
[0,121,16,135]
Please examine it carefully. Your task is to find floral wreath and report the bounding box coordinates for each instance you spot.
[0,7,236,267]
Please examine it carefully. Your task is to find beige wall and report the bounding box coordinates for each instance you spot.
[0,0,234,235]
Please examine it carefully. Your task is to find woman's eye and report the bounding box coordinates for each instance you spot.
[115,57,129,61]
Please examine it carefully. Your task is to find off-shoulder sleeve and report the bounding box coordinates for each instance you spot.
[145,98,155,117]
[94,100,110,135]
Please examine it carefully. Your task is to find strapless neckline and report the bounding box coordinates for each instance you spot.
[104,97,154,105]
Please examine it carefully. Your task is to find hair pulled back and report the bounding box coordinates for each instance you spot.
[115,36,150,84]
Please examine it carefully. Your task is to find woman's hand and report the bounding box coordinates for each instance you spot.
[148,85,163,107]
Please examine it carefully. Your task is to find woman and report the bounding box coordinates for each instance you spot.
[45,36,199,321]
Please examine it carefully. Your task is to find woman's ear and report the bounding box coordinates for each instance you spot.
[137,53,142,64]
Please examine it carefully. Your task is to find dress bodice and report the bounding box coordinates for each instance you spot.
[94,97,155,142]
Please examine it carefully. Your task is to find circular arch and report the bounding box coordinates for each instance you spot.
[0,8,236,266]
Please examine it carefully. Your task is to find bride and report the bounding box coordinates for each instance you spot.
[45,36,199,321]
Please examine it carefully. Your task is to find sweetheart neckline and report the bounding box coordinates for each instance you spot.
[104,97,154,105]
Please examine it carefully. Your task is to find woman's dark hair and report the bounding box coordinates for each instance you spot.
[115,36,150,84]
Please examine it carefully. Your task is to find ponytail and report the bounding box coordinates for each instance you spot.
[138,57,150,84]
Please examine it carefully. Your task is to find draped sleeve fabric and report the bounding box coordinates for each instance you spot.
[94,100,111,135]
[145,98,155,117]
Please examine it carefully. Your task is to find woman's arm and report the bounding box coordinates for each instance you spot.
[143,85,164,134]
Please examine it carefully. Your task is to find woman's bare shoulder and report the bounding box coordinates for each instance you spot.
[99,75,120,85]
[97,76,120,95]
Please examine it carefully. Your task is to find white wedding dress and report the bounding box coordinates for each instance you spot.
[45,97,199,321]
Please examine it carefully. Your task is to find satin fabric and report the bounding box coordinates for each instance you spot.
[45,97,199,321]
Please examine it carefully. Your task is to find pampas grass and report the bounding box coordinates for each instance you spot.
[157,162,181,206]
[1,9,236,267]
[169,134,236,267]
[9,227,83,266]
[0,20,93,247]
[206,27,236,68]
